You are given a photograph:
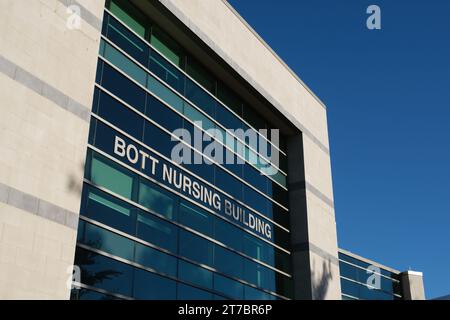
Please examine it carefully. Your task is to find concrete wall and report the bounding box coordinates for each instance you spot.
[158,0,340,299]
[0,0,103,299]
[401,271,426,300]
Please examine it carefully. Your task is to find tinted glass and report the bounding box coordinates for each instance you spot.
[179,230,213,266]
[136,211,177,253]
[81,185,136,235]
[134,243,177,277]
[89,152,135,199]
[138,179,176,220]
[177,283,213,300]
[75,248,133,297]
[214,274,244,300]
[133,268,176,300]
[179,201,213,237]
[178,260,213,289]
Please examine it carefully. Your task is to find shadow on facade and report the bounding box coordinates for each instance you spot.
[67,160,85,195]
[311,258,333,300]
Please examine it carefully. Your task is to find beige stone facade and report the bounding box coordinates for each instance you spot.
[0,0,103,299]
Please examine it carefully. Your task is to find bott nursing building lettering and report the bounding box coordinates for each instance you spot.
[0,0,425,300]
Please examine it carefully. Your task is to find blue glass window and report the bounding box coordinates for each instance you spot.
[133,268,176,300]
[138,179,176,220]
[178,260,213,289]
[214,245,244,280]
[179,201,213,237]
[95,88,144,140]
[213,274,244,300]
[80,222,134,261]
[81,185,136,236]
[134,243,177,277]
[136,211,177,253]
[179,230,213,266]
[97,61,146,113]
[75,248,133,297]
[177,283,213,300]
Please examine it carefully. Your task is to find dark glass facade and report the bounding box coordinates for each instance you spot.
[71,0,292,300]
[339,252,403,300]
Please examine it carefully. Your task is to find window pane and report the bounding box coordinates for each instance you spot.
[184,103,216,131]
[179,201,213,237]
[101,40,147,86]
[90,153,135,199]
[151,26,183,67]
[71,288,118,300]
[213,274,244,300]
[136,211,177,253]
[186,56,215,94]
[244,286,275,300]
[242,185,268,218]
[95,88,144,140]
[243,235,274,265]
[244,259,275,292]
[177,283,213,300]
[147,75,184,113]
[104,13,148,65]
[134,243,177,277]
[214,218,243,252]
[143,122,176,159]
[243,163,268,195]
[178,260,213,289]
[133,268,176,300]
[108,0,147,37]
[217,81,242,116]
[98,61,146,113]
[75,248,133,297]
[138,179,176,220]
[81,185,135,235]
[149,49,185,94]
[215,167,242,201]
[81,222,134,261]
[179,230,213,266]
[185,79,215,117]
[214,245,244,280]
[340,278,360,298]
[146,93,183,133]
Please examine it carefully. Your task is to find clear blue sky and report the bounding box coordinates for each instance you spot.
[228,0,450,299]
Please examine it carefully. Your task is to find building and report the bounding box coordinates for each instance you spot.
[0,0,424,300]
[339,249,425,300]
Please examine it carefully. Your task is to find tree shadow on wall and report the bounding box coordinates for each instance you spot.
[67,161,85,196]
[73,240,122,300]
[311,258,333,300]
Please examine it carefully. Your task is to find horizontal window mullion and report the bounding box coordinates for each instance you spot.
[103,8,288,158]
[91,87,290,226]
[96,51,289,198]
[99,33,288,179]
[79,197,291,279]
[93,66,290,212]
[84,145,291,253]
[338,259,400,282]
[89,113,291,234]
[340,276,400,297]
[77,243,289,300]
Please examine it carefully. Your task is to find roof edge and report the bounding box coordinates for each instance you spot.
[338,248,401,274]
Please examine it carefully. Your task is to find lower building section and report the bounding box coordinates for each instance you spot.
[70,148,292,300]
[339,249,425,300]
